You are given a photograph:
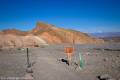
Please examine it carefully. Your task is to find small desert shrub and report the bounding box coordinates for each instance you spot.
[0,49,2,51]
[34,44,39,47]
[0,45,3,51]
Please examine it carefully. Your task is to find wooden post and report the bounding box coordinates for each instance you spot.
[26,48,33,73]
[27,48,30,68]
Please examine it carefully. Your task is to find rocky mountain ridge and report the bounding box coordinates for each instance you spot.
[0,22,104,48]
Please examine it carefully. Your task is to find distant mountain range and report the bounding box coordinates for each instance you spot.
[89,32,120,42]
[89,32,120,38]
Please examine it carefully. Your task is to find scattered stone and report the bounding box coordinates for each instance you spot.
[117,55,120,58]
[103,58,108,62]
[102,49,105,52]
[86,52,91,55]
[115,60,118,64]
[18,48,25,51]
[100,74,111,79]
[111,65,115,68]
[97,74,113,80]
[24,73,33,80]
[26,67,33,73]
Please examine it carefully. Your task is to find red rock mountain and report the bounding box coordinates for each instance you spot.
[0,22,104,48]
[31,22,104,44]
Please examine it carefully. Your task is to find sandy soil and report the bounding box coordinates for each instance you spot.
[0,44,120,80]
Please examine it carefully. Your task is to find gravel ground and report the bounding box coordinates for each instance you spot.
[0,44,120,80]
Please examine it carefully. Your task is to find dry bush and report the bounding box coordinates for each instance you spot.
[0,45,3,51]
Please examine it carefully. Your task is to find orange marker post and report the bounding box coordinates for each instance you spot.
[64,47,74,65]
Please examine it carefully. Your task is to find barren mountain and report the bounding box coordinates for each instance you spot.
[0,22,104,48]
[31,22,104,44]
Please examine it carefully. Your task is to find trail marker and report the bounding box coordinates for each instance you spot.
[64,47,74,65]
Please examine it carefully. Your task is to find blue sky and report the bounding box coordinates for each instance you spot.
[0,0,120,33]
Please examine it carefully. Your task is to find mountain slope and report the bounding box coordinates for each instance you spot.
[32,22,104,44]
[0,22,104,48]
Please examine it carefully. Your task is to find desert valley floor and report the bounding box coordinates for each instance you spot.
[0,44,120,80]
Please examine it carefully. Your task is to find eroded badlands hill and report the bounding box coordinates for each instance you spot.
[0,22,104,48]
